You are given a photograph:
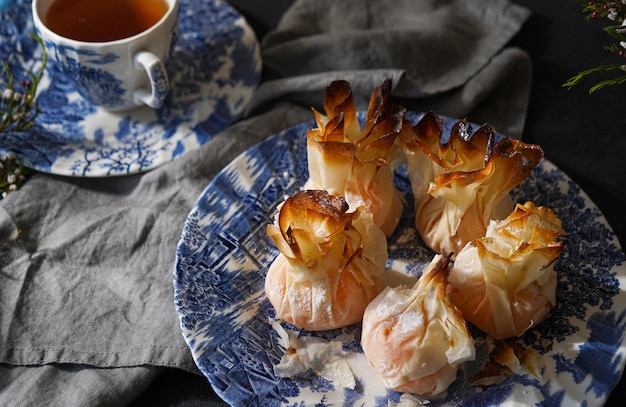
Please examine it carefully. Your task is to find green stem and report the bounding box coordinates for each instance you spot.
[562,63,626,93]
[588,73,626,93]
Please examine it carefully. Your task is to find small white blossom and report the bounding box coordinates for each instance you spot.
[621,41,626,50]
[608,8,618,21]
[13,92,22,103]
[2,89,12,99]
[8,184,17,192]
[7,174,16,184]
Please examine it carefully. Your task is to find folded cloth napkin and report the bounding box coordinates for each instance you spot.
[249,0,531,138]
[0,0,531,405]
[0,105,314,406]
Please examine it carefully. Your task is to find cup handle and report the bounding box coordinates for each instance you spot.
[133,51,169,109]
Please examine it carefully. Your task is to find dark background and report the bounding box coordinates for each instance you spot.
[133,0,626,405]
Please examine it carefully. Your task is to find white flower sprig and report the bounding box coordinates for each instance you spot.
[1,34,47,199]
[563,0,626,93]
[1,34,46,132]
[0,152,27,199]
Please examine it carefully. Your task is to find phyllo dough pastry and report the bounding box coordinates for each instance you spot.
[265,190,388,331]
[361,254,475,396]
[448,201,566,339]
[399,112,544,257]
[304,79,404,236]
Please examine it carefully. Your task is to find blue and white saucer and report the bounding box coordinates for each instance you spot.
[0,0,261,176]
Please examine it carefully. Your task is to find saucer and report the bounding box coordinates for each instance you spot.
[0,0,261,176]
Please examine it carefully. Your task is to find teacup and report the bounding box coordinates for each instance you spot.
[32,0,179,111]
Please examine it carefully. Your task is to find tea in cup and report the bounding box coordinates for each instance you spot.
[32,0,179,111]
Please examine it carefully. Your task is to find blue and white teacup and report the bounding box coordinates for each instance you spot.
[32,0,179,111]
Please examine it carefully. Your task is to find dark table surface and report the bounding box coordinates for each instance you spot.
[132,0,626,405]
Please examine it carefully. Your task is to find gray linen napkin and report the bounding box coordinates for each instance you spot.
[0,0,531,404]
[0,105,313,406]
[249,0,531,138]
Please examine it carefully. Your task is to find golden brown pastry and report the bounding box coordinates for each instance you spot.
[265,190,388,331]
[361,254,475,396]
[304,79,404,236]
[448,201,566,339]
[399,112,544,257]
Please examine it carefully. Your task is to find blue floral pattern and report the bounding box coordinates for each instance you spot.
[146,60,169,108]
[0,0,261,176]
[41,44,126,108]
[174,112,626,407]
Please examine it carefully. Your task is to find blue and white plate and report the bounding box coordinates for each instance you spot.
[0,0,261,176]
[174,112,626,406]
